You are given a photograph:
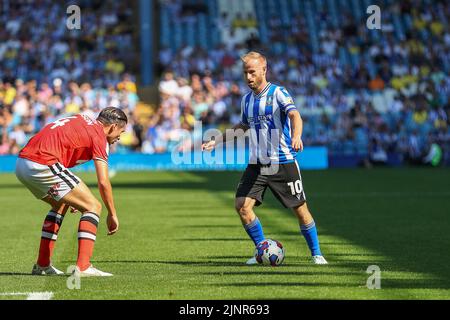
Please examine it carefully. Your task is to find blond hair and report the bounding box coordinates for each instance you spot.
[241,51,267,68]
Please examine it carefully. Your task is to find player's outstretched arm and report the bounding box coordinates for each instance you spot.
[288,110,304,152]
[94,159,119,235]
[202,122,249,151]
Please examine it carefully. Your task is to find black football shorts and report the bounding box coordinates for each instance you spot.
[235,161,306,208]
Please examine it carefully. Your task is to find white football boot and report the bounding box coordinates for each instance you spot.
[311,255,328,265]
[31,264,64,275]
[246,257,258,265]
[73,265,113,277]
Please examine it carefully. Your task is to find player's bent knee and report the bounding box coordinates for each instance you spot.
[235,198,254,218]
[234,203,242,214]
[238,206,252,217]
[86,199,102,215]
[234,198,245,214]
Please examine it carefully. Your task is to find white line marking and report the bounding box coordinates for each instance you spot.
[0,292,54,300]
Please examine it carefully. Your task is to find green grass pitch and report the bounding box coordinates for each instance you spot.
[0,168,449,300]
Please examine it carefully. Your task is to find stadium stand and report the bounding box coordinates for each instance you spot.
[0,0,143,155]
[1,0,449,167]
[155,0,450,166]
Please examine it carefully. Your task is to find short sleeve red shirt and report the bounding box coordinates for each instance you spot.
[19,114,109,168]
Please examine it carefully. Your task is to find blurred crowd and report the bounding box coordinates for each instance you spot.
[0,75,140,155]
[1,0,450,167]
[154,0,450,165]
[0,0,141,155]
[0,0,135,85]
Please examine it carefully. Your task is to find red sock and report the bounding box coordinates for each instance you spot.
[37,211,65,267]
[76,212,99,271]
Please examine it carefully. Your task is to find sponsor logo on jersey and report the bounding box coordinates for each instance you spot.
[248,114,273,123]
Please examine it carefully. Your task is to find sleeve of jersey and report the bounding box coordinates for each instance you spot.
[240,95,249,126]
[277,87,297,114]
[92,138,109,164]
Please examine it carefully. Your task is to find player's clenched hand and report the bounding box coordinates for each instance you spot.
[201,140,216,151]
[107,214,119,235]
[291,136,304,152]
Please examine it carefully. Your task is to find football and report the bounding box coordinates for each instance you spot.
[254,239,285,266]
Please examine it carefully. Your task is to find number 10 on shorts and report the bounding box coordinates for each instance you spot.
[287,180,303,195]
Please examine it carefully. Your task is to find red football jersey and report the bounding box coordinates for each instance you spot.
[19,114,109,168]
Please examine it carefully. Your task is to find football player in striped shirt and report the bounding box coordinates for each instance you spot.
[203,52,327,264]
[16,107,127,276]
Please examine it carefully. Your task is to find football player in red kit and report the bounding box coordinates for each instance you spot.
[16,107,127,277]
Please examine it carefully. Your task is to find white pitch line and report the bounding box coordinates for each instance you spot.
[26,292,54,300]
[0,292,54,300]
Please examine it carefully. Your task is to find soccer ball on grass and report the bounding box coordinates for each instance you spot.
[254,239,285,266]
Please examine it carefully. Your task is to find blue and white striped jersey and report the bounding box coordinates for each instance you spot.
[240,82,298,164]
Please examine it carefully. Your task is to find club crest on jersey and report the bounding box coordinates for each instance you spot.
[266,96,273,106]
